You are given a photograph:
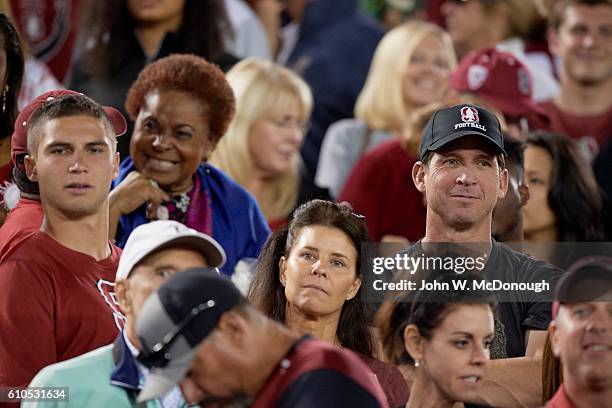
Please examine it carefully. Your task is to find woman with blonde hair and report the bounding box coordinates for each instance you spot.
[211,57,321,230]
[315,20,456,198]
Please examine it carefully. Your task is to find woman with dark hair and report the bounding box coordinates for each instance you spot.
[69,0,237,159]
[248,199,410,407]
[376,272,497,407]
[523,131,604,245]
[110,54,269,277]
[0,12,24,224]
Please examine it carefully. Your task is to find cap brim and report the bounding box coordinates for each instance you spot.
[426,129,506,157]
[103,106,127,136]
[137,347,197,402]
[149,234,227,270]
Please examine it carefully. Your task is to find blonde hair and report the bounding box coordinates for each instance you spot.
[355,21,456,131]
[210,58,313,222]
[500,0,538,38]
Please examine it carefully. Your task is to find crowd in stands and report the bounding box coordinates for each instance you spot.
[0,0,611,407]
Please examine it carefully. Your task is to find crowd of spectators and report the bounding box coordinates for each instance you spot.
[0,1,611,407]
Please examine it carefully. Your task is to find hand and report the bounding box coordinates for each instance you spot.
[109,171,170,218]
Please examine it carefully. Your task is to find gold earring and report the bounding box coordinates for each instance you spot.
[2,85,8,114]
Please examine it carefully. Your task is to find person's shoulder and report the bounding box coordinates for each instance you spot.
[1,231,49,264]
[366,139,412,161]
[326,119,368,137]
[493,241,561,273]
[30,344,114,386]
[203,164,256,201]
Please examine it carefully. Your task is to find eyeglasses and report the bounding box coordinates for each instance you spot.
[138,299,217,368]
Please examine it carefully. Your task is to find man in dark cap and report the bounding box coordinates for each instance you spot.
[135,268,389,407]
[405,104,562,405]
[547,257,612,408]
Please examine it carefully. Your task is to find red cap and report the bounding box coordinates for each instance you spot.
[552,256,612,319]
[450,48,546,119]
[11,90,127,168]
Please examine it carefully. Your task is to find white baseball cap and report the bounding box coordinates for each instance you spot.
[116,221,226,280]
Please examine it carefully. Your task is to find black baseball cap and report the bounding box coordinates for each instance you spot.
[419,104,506,161]
[552,256,612,318]
[136,267,245,402]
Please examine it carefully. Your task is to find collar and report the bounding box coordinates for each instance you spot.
[547,385,575,408]
[110,332,141,390]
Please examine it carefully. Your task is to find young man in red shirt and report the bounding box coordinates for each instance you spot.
[537,0,612,160]
[0,93,125,387]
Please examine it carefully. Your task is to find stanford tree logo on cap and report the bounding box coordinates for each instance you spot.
[455,106,486,132]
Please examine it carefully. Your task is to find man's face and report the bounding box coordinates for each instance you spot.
[492,162,528,241]
[25,115,119,218]
[549,5,612,86]
[180,320,251,405]
[414,136,508,230]
[117,245,209,320]
[551,301,612,390]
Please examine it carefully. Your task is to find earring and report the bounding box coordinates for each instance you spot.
[2,85,8,114]
[414,359,420,368]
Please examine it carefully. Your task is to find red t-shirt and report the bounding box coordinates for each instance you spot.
[0,198,43,261]
[535,101,612,160]
[0,232,122,387]
[339,140,426,242]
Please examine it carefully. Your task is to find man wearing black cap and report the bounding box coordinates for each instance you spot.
[0,93,127,388]
[407,104,562,406]
[547,257,612,408]
[135,268,389,407]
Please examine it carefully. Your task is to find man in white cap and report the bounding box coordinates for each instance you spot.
[24,220,226,408]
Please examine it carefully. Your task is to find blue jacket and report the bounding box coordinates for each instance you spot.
[287,0,383,178]
[112,159,270,276]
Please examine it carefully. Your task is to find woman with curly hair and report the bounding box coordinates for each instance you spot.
[248,199,410,407]
[0,12,24,224]
[110,54,269,276]
[69,0,236,159]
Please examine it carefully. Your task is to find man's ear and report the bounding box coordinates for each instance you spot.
[498,168,509,199]
[216,311,247,347]
[412,161,427,193]
[24,154,38,182]
[403,324,425,363]
[115,279,132,315]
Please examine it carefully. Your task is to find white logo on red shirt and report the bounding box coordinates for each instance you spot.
[97,279,126,331]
